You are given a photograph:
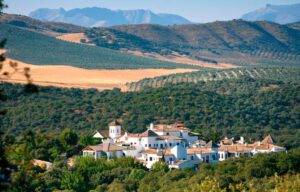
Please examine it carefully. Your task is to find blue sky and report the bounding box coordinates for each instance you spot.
[4,0,300,22]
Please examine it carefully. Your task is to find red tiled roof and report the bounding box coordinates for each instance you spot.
[255,144,285,150]
[83,142,123,152]
[204,141,219,148]
[187,148,215,154]
[219,145,253,152]
[141,148,173,156]
[152,124,190,132]
[139,130,158,137]
[262,135,274,144]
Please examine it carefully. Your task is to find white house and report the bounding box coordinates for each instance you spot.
[82,140,124,160]
[85,121,286,169]
[218,135,286,161]
[139,144,193,169]
[187,141,219,164]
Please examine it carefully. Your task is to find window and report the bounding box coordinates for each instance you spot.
[149,144,151,147]
[160,144,163,148]
[169,143,172,147]
[170,157,173,161]
[149,157,153,161]
[177,143,179,145]
[166,132,169,135]
[190,156,194,160]
[145,144,148,147]
[212,155,216,160]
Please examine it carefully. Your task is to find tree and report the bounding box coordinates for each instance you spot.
[0,132,11,190]
[59,128,78,147]
[108,179,127,192]
[151,161,169,173]
[60,170,85,191]
[79,135,98,146]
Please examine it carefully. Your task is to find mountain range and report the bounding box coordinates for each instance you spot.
[28,7,192,27]
[1,13,300,68]
[242,3,300,24]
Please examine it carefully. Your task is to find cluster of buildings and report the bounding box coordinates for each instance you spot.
[82,121,286,169]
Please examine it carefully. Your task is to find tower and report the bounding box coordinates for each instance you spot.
[109,120,122,139]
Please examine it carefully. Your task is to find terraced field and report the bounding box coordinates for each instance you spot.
[125,67,300,91]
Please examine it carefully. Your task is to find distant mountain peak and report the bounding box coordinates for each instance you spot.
[29,7,191,27]
[242,3,300,24]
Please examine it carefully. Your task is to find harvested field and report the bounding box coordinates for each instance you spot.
[56,33,94,45]
[0,57,197,91]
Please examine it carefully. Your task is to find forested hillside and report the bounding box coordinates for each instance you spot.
[0,24,198,69]
[1,76,299,148]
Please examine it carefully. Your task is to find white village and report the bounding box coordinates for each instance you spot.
[82,120,286,169]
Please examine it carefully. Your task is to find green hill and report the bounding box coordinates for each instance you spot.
[86,20,300,66]
[0,24,200,69]
[126,67,300,91]
[0,13,85,35]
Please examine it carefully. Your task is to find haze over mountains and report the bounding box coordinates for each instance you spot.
[28,7,192,27]
[242,3,300,24]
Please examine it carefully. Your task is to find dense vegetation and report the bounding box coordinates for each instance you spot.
[1,75,299,148]
[126,67,300,91]
[2,128,300,191]
[0,24,199,69]
[86,20,300,66]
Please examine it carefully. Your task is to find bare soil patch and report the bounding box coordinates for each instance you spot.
[56,33,95,45]
[1,57,197,91]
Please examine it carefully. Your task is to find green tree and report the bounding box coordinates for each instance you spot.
[60,170,85,192]
[60,128,78,147]
[151,161,169,173]
[108,179,127,192]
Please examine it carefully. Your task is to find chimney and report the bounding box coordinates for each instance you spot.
[150,123,154,130]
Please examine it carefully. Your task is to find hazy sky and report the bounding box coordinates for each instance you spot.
[4,0,300,23]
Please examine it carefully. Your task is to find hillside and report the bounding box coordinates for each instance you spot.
[2,14,300,68]
[86,20,300,66]
[0,13,85,36]
[1,76,299,148]
[29,7,191,27]
[126,67,300,91]
[287,22,300,31]
[0,24,200,69]
[242,3,300,24]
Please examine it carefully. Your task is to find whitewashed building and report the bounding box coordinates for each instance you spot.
[85,121,286,169]
[218,135,286,161]
[82,140,124,160]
